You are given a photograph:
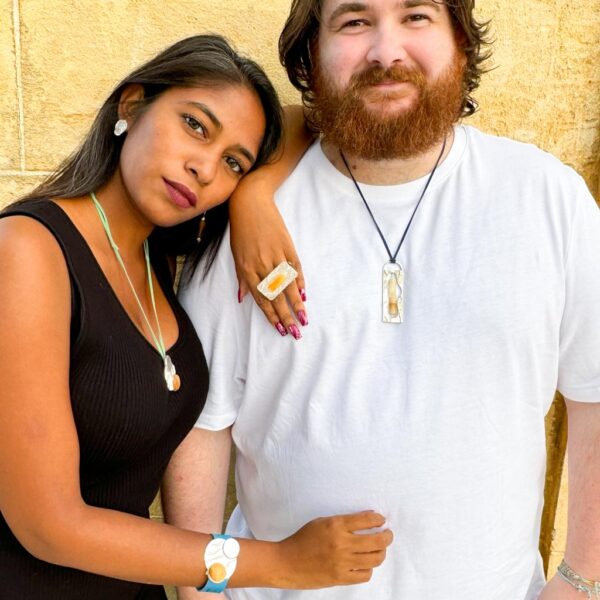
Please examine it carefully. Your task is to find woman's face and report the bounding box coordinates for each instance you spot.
[118,84,266,227]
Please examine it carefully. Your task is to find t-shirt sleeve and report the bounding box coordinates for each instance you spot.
[557,180,600,402]
[179,227,249,429]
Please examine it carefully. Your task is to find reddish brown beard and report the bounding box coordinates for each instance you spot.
[312,54,465,160]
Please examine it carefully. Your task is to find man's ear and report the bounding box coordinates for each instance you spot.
[117,84,145,121]
[453,30,469,70]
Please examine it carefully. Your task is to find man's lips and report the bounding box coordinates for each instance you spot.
[370,80,412,88]
[163,178,197,209]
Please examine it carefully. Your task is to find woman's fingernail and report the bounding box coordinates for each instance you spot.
[289,324,302,340]
[276,322,287,336]
[300,288,307,302]
[237,289,242,304]
[297,310,309,326]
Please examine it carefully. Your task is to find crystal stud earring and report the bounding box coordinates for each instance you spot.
[114,119,128,136]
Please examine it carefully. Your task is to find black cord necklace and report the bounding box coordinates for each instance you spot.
[340,136,447,323]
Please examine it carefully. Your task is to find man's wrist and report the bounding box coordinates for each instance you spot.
[557,558,600,596]
[540,575,589,600]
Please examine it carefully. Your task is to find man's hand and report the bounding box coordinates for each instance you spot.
[538,574,586,599]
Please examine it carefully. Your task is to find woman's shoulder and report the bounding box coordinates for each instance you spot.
[1,198,60,242]
[0,201,70,290]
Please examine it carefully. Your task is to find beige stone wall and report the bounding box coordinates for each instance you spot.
[470,1,600,198]
[1,0,599,592]
[2,1,599,206]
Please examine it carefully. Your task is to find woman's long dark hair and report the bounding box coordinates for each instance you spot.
[6,34,283,280]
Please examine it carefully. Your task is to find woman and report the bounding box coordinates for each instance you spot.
[0,35,391,599]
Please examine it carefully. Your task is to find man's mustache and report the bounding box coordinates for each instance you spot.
[350,65,426,90]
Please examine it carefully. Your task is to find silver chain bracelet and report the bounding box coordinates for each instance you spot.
[557,559,600,599]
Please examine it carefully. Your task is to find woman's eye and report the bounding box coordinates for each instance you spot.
[184,115,206,137]
[225,156,244,175]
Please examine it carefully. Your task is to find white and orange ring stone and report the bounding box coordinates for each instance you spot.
[257,261,298,301]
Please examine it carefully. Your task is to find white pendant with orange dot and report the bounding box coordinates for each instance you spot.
[164,355,181,392]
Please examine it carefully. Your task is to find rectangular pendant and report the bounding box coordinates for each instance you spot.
[382,262,404,324]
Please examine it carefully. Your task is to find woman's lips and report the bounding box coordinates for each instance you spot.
[163,178,197,209]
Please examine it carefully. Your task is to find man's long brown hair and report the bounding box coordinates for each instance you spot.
[279,0,492,123]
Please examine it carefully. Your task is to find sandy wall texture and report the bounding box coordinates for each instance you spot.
[1,1,599,204]
[1,0,599,593]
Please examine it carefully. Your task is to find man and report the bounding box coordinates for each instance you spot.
[173,1,600,598]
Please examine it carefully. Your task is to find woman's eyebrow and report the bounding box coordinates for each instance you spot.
[232,144,256,165]
[179,101,256,164]
[180,101,223,131]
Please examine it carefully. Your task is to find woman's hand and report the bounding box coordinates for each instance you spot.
[230,183,307,339]
[276,511,393,588]
[229,105,314,340]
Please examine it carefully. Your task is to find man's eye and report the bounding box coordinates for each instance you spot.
[225,156,244,175]
[341,19,368,28]
[184,115,206,136]
[406,14,431,23]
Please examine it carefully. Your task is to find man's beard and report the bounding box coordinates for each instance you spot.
[312,53,465,160]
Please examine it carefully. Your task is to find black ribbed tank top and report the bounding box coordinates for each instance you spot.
[0,200,209,599]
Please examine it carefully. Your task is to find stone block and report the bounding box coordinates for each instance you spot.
[552,457,569,551]
[471,1,600,196]
[0,0,20,169]
[19,0,297,171]
[547,457,569,575]
[0,175,47,208]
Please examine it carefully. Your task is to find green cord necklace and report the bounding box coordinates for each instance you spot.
[91,192,180,392]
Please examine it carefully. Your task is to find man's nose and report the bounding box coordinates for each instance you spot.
[365,24,409,68]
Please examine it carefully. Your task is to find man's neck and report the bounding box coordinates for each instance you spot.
[321,128,455,185]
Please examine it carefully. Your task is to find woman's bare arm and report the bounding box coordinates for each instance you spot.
[229,105,315,338]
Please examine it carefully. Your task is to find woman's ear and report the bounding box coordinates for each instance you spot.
[117,84,145,121]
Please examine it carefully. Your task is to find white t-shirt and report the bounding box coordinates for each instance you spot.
[180,126,600,600]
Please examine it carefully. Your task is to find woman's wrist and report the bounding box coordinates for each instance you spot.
[228,539,291,589]
[231,173,277,203]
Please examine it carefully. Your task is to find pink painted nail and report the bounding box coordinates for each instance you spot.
[297,310,309,326]
[276,322,287,336]
[289,324,302,340]
[237,288,242,304]
[299,288,307,302]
